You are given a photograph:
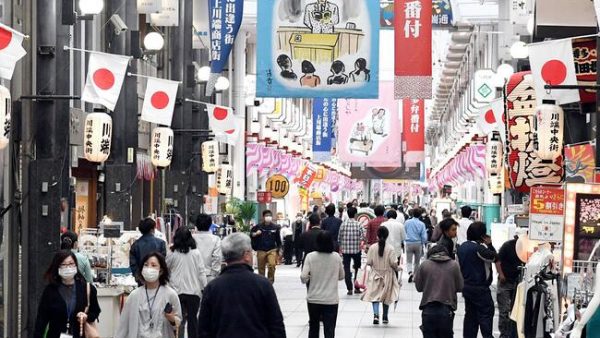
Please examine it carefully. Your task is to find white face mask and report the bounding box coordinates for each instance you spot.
[296,217,303,222]
[58,267,77,280]
[264,216,273,223]
[142,267,160,282]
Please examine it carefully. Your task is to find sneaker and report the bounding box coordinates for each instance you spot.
[373,314,379,325]
[354,289,362,294]
[347,290,353,295]
[383,317,389,324]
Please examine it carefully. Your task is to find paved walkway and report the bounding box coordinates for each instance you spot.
[272,264,499,338]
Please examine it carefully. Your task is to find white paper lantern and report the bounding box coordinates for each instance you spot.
[78,0,104,15]
[485,134,503,175]
[202,140,219,173]
[84,113,112,163]
[197,66,211,82]
[0,85,11,150]
[150,127,174,168]
[144,32,165,51]
[216,163,233,195]
[215,76,230,91]
[535,103,564,161]
[487,172,504,195]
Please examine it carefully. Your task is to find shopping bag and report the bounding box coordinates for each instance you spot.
[83,283,100,338]
[354,266,369,290]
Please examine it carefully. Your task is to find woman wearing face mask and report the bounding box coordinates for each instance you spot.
[34,250,101,338]
[115,252,182,338]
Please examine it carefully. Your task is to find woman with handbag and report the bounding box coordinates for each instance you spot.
[34,250,101,338]
[361,227,400,325]
[115,252,182,338]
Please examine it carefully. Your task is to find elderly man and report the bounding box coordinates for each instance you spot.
[198,233,286,338]
[304,0,340,34]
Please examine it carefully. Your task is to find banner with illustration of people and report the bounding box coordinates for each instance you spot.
[256,0,380,98]
[337,82,401,165]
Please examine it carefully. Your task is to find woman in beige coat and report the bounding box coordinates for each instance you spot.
[361,226,400,324]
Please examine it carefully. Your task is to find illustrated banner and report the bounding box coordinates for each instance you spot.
[394,0,433,99]
[565,143,595,183]
[312,98,337,163]
[256,0,380,98]
[402,99,425,165]
[505,72,563,192]
[529,187,565,242]
[337,82,401,166]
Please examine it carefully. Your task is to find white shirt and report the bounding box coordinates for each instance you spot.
[381,219,406,259]
[457,218,473,245]
[192,232,222,280]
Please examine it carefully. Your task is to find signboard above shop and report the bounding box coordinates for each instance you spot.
[380,0,453,29]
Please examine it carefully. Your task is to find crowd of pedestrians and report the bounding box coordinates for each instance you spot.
[35,202,523,338]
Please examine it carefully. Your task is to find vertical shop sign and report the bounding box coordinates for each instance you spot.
[565,142,596,183]
[572,38,597,104]
[312,98,337,162]
[206,0,244,95]
[150,0,180,26]
[75,180,90,233]
[201,140,219,173]
[394,0,432,99]
[295,164,317,189]
[529,187,565,241]
[505,72,563,192]
[403,99,425,165]
[256,0,380,98]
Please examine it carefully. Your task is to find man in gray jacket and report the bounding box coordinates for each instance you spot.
[415,244,464,338]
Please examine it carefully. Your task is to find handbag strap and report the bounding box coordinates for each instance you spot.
[85,282,90,314]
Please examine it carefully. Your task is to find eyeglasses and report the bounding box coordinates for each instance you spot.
[60,263,76,268]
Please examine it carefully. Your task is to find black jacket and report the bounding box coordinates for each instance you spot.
[299,227,324,256]
[198,264,286,338]
[129,233,167,276]
[250,223,282,252]
[34,278,101,338]
[321,216,342,249]
[437,234,456,260]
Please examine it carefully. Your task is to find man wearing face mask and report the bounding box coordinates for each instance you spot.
[130,217,167,282]
[292,212,307,267]
[251,210,282,283]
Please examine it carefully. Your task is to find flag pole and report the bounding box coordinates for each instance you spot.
[0,22,29,39]
[62,46,133,59]
[127,72,182,83]
[527,33,600,46]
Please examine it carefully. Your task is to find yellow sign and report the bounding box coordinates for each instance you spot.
[266,175,290,199]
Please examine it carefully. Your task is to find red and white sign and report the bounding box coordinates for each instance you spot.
[529,38,580,105]
[257,191,272,204]
[529,187,565,241]
[394,0,432,99]
[402,99,425,165]
[205,103,241,146]
[0,23,27,80]
[81,52,130,111]
[294,164,317,190]
[141,77,179,127]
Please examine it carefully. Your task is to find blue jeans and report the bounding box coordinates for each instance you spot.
[372,302,389,318]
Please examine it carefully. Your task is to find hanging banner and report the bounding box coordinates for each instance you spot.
[150,0,180,26]
[529,186,565,242]
[573,38,597,104]
[141,77,179,127]
[256,0,380,99]
[394,0,433,99]
[137,0,162,13]
[506,72,563,192]
[0,23,27,80]
[337,82,401,166]
[193,0,211,49]
[565,143,596,183]
[294,164,318,189]
[206,0,244,96]
[312,98,337,162]
[380,0,453,29]
[350,165,421,180]
[403,99,425,165]
[201,140,219,173]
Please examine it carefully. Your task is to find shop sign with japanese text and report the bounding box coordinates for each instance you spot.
[312,98,337,162]
[529,186,565,242]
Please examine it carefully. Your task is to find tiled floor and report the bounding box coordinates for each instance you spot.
[272,264,499,338]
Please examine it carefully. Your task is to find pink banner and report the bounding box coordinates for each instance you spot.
[337,82,402,166]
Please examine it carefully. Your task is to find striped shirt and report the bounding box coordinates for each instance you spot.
[338,219,365,254]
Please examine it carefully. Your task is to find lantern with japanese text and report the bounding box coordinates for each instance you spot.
[84,113,112,163]
[535,101,564,161]
[485,133,503,175]
[0,85,11,150]
[150,127,174,168]
[201,140,219,173]
[216,163,233,195]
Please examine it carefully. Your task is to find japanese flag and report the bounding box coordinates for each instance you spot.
[476,99,506,141]
[0,23,27,80]
[529,39,579,105]
[81,52,130,111]
[141,77,179,127]
[206,103,242,146]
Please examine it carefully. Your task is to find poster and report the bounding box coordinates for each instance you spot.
[505,72,563,192]
[380,0,453,29]
[529,187,565,241]
[403,99,425,165]
[312,98,337,162]
[394,0,433,99]
[150,0,179,27]
[565,143,595,183]
[572,38,597,104]
[337,82,401,166]
[256,0,380,98]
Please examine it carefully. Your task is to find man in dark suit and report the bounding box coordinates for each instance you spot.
[321,203,343,251]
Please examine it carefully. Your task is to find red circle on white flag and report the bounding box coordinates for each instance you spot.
[214,107,228,121]
[0,27,12,50]
[485,110,496,124]
[151,91,169,109]
[93,68,115,90]
[541,59,567,85]
[225,129,236,135]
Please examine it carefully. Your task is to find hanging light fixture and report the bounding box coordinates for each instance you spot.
[144,32,165,51]
[150,127,174,168]
[496,63,515,80]
[0,85,11,150]
[84,113,113,163]
[78,0,104,15]
[216,163,233,195]
[197,66,211,82]
[535,101,564,161]
[485,132,503,175]
[215,76,230,91]
[510,41,529,59]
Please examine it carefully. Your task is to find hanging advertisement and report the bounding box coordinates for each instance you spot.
[380,0,453,29]
[565,142,595,183]
[403,99,425,165]
[206,0,244,95]
[150,0,180,26]
[256,0,380,98]
[505,72,563,193]
[337,82,401,166]
[350,165,421,180]
[193,0,210,48]
[529,187,565,242]
[201,140,219,173]
[312,98,337,162]
[295,163,318,189]
[394,0,433,99]
[572,38,597,104]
